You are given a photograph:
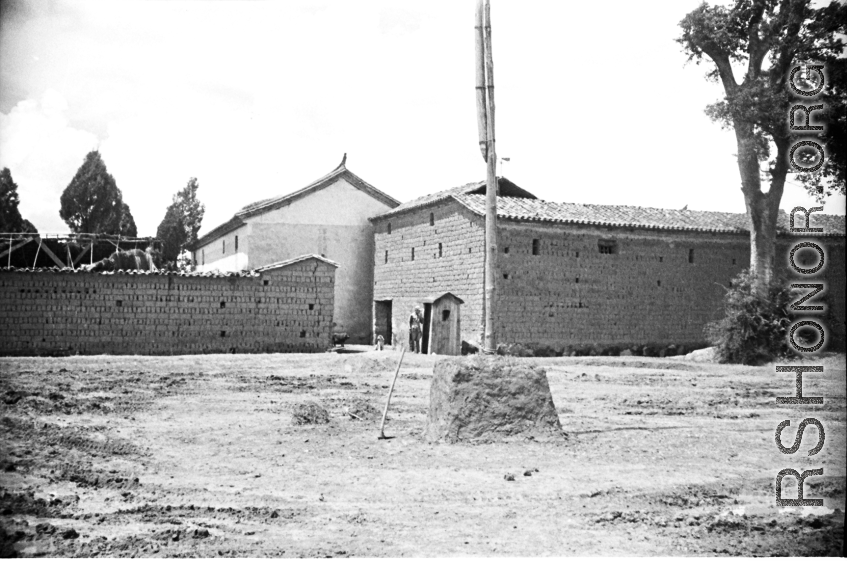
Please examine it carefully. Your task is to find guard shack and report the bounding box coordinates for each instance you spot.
[420,292,463,356]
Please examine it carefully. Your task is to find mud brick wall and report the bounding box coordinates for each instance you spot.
[0,260,336,356]
[373,198,846,351]
[373,201,485,347]
[496,223,749,349]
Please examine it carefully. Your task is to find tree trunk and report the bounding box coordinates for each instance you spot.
[734,126,787,293]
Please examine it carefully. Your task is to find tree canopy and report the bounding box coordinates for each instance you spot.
[60,151,135,235]
[155,177,205,269]
[677,0,846,287]
[0,167,38,234]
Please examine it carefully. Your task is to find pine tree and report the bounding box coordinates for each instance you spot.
[0,167,38,233]
[60,151,135,235]
[155,177,205,269]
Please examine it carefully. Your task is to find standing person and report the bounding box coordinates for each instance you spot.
[409,306,423,354]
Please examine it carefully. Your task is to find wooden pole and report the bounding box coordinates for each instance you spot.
[378,348,406,439]
[482,0,497,354]
[474,1,488,162]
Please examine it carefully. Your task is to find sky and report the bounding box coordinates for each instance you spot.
[0,0,844,238]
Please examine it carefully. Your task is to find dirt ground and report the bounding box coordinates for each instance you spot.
[0,349,844,557]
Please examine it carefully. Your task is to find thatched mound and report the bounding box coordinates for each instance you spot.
[425,356,565,443]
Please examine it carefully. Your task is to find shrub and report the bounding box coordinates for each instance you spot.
[705,269,795,365]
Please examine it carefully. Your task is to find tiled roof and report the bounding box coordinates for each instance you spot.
[191,159,400,250]
[237,162,399,218]
[370,177,536,221]
[454,194,845,235]
[255,254,339,271]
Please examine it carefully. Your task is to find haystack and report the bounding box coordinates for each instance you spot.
[425,356,565,443]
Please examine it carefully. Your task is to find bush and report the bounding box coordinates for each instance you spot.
[705,269,794,365]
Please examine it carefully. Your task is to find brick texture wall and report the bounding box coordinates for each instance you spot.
[373,201,485,347]
[497,223,748,349]
[373,199,846,351]
[0,259,335,356]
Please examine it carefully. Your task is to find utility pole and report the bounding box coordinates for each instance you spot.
[475,0,497,354]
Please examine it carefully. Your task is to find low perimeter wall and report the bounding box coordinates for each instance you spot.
[0,258,336,356]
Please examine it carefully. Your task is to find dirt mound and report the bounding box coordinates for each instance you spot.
[291,402,330,425]
[345,399,380,421]
[425,356,565,443]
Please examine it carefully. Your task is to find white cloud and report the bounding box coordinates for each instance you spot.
[0,89,98,232]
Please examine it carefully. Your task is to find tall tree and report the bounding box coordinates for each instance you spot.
[0,167,38,233]
[60,150,134,235]
[118,202,138,237]
[677,0,846,291]
[155,177,205,268]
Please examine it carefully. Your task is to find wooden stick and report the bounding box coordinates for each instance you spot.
[39,243,66,268]
[0,236,33,259]
[33,238,42,268]
[474,0,488,162]
[482,0,498,354]
[378,348,406,439]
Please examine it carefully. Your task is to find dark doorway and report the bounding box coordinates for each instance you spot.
[421,303,432,354]
[374,300,393,346]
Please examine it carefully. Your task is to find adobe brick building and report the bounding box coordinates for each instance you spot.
[0,254,337,356]
[371,178,845,352]
[189,158,399,343]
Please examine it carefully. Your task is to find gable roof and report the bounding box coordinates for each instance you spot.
[370,175,845,236]
[191,158,400,250]
[255,254,339,272]
[370,177,535,221]
[452,194,845,236]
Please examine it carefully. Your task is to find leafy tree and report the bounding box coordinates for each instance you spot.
[60,150,135,235]
[0,167,38,233]
[795,58,846,202]
[155,177,205,269]
[156,205,184,265]
[677,0,847,292]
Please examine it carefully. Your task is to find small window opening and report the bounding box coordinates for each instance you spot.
[468,247,472,254]
[688,249,695,263]
[532,239,540,255]
[503,273,509,279]
[575,277,579,284]
[299,330,307,338]
[504,246,509,254]
[116,300,122,307]
[235,235,239,251]
[657,280,662,287]
[659,256,663,263]
[220,301,226,308]
[732,258,737,265]
[598,240,618,254]
[575,251,580,258]
[263,279,269,286]
[442,310,451,321]
[220,330,226,337]
[222,239,226,254]
[429,212,435,226]
[387,222,392,234]
[411,247,415,261]
[308,303,314,310]
[384,250,389,264]
[201,250,205,265]
[438,243,443,257]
